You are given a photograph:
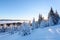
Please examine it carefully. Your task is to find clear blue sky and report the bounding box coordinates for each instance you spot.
[0,0,60,20]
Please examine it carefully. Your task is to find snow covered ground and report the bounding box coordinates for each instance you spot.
[0,25,60,40]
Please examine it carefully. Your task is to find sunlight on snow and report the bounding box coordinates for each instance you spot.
[48,28,54,33]
[56,28,60,34]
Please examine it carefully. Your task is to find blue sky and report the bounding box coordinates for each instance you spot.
[0,0,60,20]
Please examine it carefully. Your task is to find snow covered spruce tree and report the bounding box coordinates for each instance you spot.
[38,14,43,27]
[1,25,5,32]
[31,18,36,30]
[48,8,55,26]
[5,27,11,33]
[5,24,11,33]
[58,17,60,24]
[40,18,48,28]
[19,22,31,36]
[0,24,7,33]
[48,8,59,26]
[54,11,59,24]
[48,17,54,26]
[10,26,15,34]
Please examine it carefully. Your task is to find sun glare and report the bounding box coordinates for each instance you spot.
[44,17,48,20]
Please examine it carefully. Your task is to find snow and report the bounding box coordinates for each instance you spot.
[32,18,36,29]
[0,25,60,40]
[18,22,31,36]
[0,21,22,24]
[40,20,48,28]
[48,17,54,26]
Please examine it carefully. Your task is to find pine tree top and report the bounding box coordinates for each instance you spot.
[48,7,55,17]
[50,7,54,13]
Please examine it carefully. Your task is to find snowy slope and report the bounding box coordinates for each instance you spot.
[0,25,60,40]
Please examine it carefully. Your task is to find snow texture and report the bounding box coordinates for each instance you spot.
[0,25,60,40]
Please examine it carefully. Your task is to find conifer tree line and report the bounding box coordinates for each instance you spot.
[32,7,60,29]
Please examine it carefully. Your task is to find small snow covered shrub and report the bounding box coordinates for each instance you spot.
[10,27,15,34]
[40,20,48,28]
[5,26,11,33]
[0,26,5,32]
[5,26,15,34]
[14,27,18,33]
[20,22,31,36]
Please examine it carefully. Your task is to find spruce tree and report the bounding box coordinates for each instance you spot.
[38,14,43,24]
[32,18,36,29]
[48,7,55,26]
[53,11,59,24]
[48,7,60,25]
